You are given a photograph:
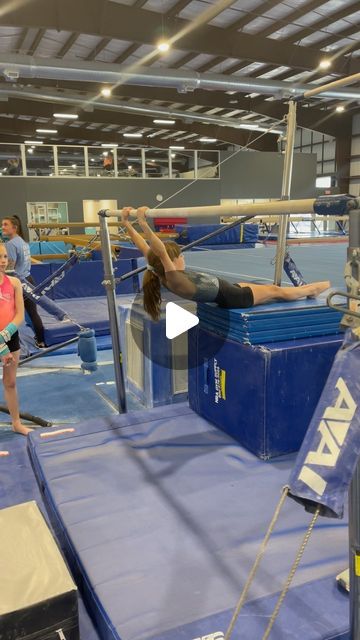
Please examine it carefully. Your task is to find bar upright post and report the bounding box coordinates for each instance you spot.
[98,209,127,413]
[274,100,297,285]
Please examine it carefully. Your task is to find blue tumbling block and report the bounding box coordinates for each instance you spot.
[188,326,343,458]
[119,301,191,407]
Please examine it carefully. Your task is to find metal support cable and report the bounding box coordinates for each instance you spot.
[224,487,289,640]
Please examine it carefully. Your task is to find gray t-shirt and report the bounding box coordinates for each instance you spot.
[164,269,220,302]
[5,236,31,279]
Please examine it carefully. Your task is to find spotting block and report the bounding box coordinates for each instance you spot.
[188,326,343,458]
[119,298,193,407]
[0,501,79,640]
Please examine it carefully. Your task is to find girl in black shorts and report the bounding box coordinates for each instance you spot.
[121,207,330,322]
[0,243,32,435]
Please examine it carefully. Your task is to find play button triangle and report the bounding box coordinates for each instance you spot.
[165,302,199,339]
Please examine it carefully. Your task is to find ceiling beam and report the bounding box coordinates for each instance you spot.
[16,28,28,53]
[86,37,112,61]
[256,0,331,39]
[27,28,45,56]
[310,23,360,51]
[0,103,277,150]
[3,78,352,137]
[1,0,359,74]
[284,0,360,44]
[57,33,79,58]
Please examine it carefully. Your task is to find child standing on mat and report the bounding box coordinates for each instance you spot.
[0,242,32,435]
[121,206,331,321]
[1,215,46,348]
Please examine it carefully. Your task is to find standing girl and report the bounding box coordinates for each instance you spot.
[0,242,32,435]
[1,215,46,348]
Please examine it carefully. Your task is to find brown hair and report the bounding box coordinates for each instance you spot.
[3,215,25,239]
[143,241,181,321]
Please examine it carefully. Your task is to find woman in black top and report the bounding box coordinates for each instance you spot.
[121,207,330,321]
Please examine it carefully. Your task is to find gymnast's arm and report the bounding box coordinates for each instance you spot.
[136,207,196,298]
[121,207,150,258]
[136,207,175,272]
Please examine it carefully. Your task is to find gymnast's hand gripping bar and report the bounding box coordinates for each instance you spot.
[117,213,257,282]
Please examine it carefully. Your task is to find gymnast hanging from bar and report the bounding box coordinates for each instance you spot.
[121,207,330,321]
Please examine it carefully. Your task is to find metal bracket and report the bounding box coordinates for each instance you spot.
[327,290,360,328]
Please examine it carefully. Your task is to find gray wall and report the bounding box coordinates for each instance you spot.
[0,150,317,239]
[220,151,317,199]
[0,177,221,238]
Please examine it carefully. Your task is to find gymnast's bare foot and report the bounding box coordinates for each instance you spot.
[12,422,33,436]
[306,281,331,297]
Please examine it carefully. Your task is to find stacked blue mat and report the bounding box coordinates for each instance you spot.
[175,223,258,245]
[197,296,344,344]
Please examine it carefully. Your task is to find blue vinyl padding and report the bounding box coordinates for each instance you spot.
[176,223,258,245]
[0,435,100,640]
[39,295,135,345]
[91,246,143,261]
[190,242,256,251]
[27,404,348,640]
[31,259,139,300]
[30,241,69,255]
[150,576,349,640]
[188,327,342,458]
[197,295,343,344]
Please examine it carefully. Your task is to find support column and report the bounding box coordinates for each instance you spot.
[274,100,297,285]
[335,120,352,195]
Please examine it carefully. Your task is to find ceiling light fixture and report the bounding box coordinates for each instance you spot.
[153,119,176,125]
[101,143,118,147]
[199,137,217,142]
[123,133,143,138]
[53,113,78,119]
[169,145,185,150]
[157,41,170,53]
[24,140,43,144]
[101,87,112,97]
[36,128,58,134]
[319,59,331,70]
[336,105,345,113]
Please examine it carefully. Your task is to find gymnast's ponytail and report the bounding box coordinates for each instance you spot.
[143,241,181,322]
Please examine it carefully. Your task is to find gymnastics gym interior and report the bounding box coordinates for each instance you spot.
[0,2,360,639]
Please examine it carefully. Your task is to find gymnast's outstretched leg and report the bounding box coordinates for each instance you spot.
[239,281,330,306]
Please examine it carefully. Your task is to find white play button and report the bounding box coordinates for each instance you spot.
[165,302,199,339]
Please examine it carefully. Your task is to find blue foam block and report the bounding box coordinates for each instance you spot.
[188,326,343,458]
[119,301,189,407]
[197,296,343,344]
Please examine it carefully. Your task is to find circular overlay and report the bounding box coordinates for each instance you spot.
[126,287,230,372]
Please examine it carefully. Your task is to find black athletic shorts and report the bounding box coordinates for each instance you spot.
[214,279,254,309]
[7,331,20,353]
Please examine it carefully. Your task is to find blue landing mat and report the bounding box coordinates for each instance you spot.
[28,405,348,640]
[38,294,135,345]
